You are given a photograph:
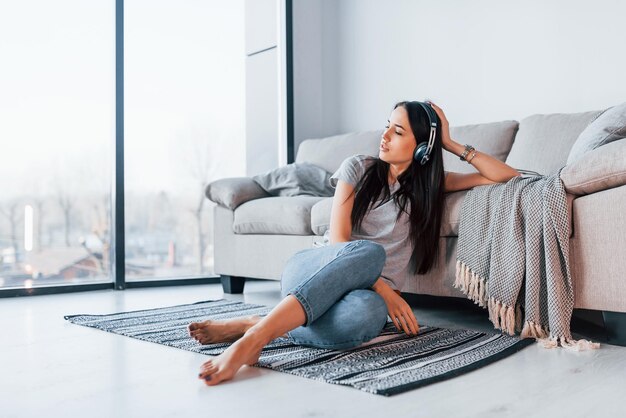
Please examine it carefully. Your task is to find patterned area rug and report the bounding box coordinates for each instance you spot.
[65,299,533,396]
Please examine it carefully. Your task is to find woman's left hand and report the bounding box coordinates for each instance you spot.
[426,101,454,152]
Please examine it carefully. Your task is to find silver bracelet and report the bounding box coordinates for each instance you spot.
[466,150,478,164]
[459,144,475,161]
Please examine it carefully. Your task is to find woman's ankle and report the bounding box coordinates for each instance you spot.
[243,315,262,331]
[244,324,278,345]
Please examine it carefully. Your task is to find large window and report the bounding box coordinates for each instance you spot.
[0,1,115,289]
[0,1,246,291]
[124,0,245,281]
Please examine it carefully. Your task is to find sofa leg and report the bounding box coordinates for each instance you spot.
[221,275,246,294]
[602,311,626,346]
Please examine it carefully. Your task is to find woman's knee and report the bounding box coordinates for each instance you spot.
[346,241,386,287]
[281,240,385,298]
[354,240,386,271]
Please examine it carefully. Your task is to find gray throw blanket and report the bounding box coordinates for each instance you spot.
[455,168,599,350]
[252,162,334,197]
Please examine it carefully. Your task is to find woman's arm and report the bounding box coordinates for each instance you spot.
[328,180,355,244]
[428,102,521,191]
[445,142,521,183]
[444,171,500,193]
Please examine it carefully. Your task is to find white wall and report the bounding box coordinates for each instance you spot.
[292,0,339,151]
[294,0,626,146]
[245,0,282,175]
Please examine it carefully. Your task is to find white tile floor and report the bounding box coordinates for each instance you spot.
[2,280,624,418]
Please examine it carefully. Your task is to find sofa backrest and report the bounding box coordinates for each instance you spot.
[505,110,602,175]
[444,120,519,174]
[296,130,382,173]
[296,109,604,176]
[296,121,519,175]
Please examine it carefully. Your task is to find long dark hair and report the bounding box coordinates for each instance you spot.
[351,101,446,275]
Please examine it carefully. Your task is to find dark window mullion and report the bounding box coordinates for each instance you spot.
[286,0,294,164]
[114,0,125,290]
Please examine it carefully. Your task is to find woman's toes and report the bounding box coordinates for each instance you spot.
[204,370,231,386]
[203,376,217,385]
[191,329,207,340]
[199,362,220,380]
[199,367,215,379]
[201,360,215,370]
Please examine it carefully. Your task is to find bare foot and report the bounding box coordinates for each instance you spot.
[197,330,268,386]
[188,315,261,344]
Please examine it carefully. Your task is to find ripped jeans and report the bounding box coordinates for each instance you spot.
[280,240,390,350]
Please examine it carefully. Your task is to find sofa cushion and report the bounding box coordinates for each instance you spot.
[295,130,382,174]
[309,193,466,238]
[505,110,602,175]
[206,177,270,210]
[444,120,519,174]
[566,102,626,165]
[233,196,325,235]
[561,138,626,196]
[311,197,333,235]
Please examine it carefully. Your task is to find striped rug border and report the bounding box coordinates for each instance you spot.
[380,335,533,395]
[65,299,534,396]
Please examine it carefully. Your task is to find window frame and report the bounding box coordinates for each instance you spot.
[0,0,294,298]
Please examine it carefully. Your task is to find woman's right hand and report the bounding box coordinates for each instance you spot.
[373,280,419,336]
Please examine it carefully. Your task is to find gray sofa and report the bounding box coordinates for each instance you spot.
[207,108,626,341]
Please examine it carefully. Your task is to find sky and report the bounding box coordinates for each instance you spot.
[0,0,246,201]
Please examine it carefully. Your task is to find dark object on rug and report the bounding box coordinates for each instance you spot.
[65,299,533,396]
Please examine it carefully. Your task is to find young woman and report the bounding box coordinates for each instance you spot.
[189,100,521,386]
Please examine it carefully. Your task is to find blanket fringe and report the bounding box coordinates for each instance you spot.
[487,297,516,336]
[454,260,600,350]
[520,320,549,339]
[455,260,517,336]
[536,336,601,351]
[454,260,488,308]
[521,321,600,350]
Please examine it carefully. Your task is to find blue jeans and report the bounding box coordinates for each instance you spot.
[280,240,389,350]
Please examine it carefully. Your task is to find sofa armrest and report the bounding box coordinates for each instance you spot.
[560,139,626,196]
[205,177,270,210]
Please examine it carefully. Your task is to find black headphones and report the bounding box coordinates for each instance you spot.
[413,101,438,165]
